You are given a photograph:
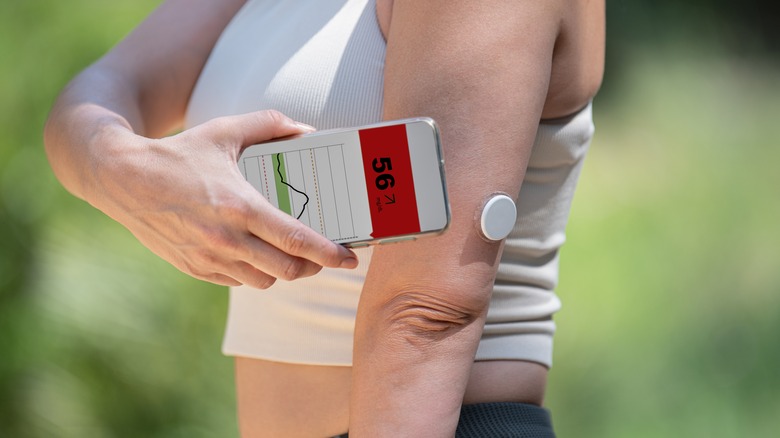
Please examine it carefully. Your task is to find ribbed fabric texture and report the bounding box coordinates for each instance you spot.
[476,104,594,367]
[187,0,385,131]
[456,403,555,438]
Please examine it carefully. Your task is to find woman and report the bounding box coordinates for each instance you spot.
[45,0,605,436]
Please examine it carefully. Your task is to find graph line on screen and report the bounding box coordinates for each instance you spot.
[241,143,358,241]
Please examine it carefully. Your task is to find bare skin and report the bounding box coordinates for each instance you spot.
[238,1,605,437]
[235,358,548,437]
[45,0,604,436]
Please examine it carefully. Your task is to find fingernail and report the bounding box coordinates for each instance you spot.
[339,256,358,269]
[295,122,316,132]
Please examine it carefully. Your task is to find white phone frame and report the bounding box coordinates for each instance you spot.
[238,118,450,247]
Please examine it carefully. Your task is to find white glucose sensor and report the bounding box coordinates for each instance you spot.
[480,194,517,241]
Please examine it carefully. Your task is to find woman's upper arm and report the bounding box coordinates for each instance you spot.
[93,0,247,136]
[368,0,563,301]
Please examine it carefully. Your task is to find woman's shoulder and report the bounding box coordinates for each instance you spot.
[543,0,605,119]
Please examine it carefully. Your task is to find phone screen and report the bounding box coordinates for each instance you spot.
[238,118,449,246]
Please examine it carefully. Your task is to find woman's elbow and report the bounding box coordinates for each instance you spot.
[380,286,491,348]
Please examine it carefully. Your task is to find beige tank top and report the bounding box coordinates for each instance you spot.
[187,0,593,368]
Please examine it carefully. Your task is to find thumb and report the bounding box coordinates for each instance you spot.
[198,110,316,149]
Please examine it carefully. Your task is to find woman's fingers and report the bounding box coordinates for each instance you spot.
[187,270,243,288]
[174,231,324,288]
[237,235,326,283]
[246,201,359,271]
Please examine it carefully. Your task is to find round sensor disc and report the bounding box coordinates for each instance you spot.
[480,195,516,241]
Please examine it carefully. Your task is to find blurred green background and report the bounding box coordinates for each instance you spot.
[1,1,778,436]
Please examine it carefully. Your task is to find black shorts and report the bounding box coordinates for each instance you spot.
[335,402,555,437]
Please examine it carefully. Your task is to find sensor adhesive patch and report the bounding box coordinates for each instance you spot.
[480,194,517,241]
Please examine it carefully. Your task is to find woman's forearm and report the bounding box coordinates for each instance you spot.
[351,274,496,436]
[44,66,144,202]
[350,204,506,436]
[44,0,249,202]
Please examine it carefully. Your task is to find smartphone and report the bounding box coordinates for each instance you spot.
[238,118,450,247]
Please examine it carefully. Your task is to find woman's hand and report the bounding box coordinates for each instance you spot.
[88,110,358,288]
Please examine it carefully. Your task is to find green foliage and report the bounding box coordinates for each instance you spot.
[549,51,780,437]
[1,0,779,436]
[1,1,236,437]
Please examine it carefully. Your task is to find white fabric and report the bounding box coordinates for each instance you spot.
[186,0,594,368]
